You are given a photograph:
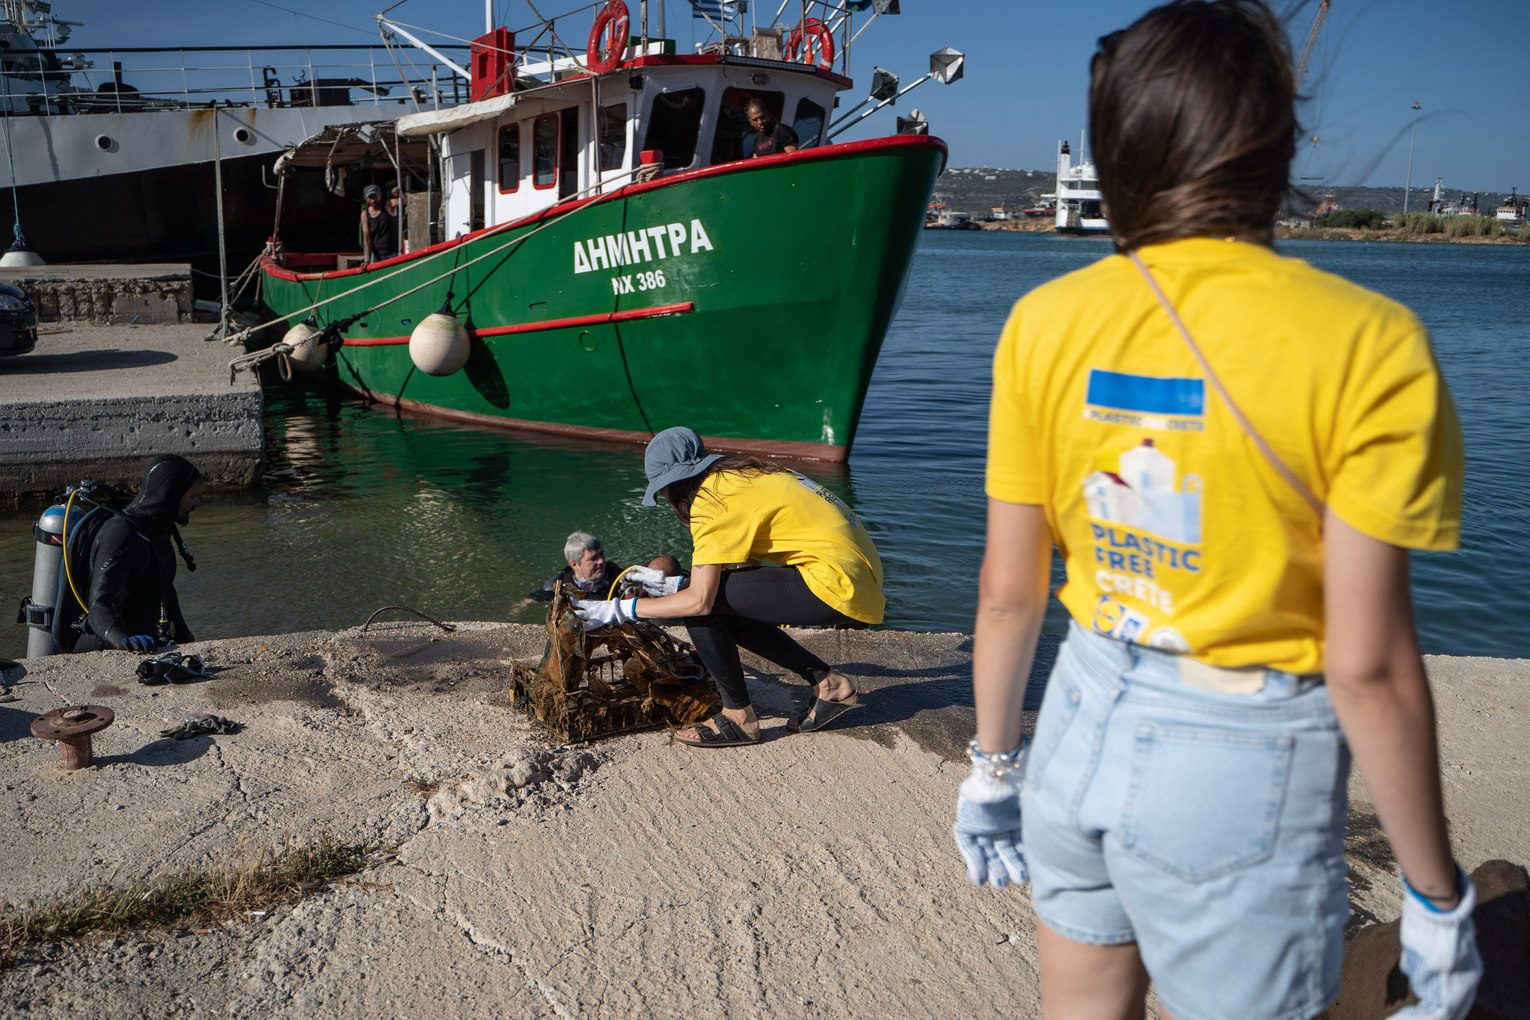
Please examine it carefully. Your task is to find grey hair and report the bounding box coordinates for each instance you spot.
[564,531,601,565]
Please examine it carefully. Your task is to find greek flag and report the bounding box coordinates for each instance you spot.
[691,0,745,20]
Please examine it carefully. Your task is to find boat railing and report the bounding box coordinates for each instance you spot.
[0,43,470,117]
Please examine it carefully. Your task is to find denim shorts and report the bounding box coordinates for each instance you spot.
[1021,622,1351,1020]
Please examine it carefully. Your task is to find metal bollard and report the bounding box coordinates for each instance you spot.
[31,705,115,770]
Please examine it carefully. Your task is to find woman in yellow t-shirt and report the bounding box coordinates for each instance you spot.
[957,3,1479,1020]
[572,426,883,747]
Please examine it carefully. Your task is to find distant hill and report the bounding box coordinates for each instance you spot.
[932,167,1512,219]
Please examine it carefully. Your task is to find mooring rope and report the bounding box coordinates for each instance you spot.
[1,113,28,249]
[228,160,653,379]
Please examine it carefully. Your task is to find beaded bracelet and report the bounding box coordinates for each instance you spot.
[966,737,1026,783]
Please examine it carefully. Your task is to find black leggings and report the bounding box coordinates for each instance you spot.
[683,566,866,710]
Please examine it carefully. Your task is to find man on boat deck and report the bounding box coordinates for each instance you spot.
[527,531,685,603]
[360,183,399,265]
[746,98,798,158]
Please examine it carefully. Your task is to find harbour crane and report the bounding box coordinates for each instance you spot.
[1294,0,1331,85]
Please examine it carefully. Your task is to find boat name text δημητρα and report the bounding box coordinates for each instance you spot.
[573,219,715,275]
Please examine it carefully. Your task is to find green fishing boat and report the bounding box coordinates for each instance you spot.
[256,2,961,461]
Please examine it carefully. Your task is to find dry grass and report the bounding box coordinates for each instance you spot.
[0,836,369,968]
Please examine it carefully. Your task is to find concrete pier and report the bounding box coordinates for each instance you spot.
[0,624,1524,1016]
[0,264,264,497]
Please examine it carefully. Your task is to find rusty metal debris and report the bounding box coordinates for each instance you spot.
[510,582,719,744]
[31,704,115,770]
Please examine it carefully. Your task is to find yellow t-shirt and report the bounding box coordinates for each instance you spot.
[987,237,1463,674]
[689,470,885,624]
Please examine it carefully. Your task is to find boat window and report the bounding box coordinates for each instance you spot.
[469,149,486,231]
[558,107,579,199]
[498,124,520,193]
[533,114,557,189]
[711,87,785,163]
[792,98,826,150]
[643,87,705,169]
[599,103,628,173]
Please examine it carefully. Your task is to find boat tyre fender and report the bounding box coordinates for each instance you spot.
[785,17,835,69]
[587,0,630,75]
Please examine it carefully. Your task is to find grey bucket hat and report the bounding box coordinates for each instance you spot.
[363,184,382,199]
[642,427,723,506]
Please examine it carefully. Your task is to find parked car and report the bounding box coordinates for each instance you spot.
[0,281,37,356]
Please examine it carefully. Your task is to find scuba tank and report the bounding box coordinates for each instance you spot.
[25,476,198,655]
[17,503,70,657]
[47,481,128,654]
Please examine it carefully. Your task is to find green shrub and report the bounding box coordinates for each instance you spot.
[1317,208,1385,229]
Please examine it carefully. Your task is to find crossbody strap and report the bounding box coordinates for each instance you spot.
[1127,251,1324,518]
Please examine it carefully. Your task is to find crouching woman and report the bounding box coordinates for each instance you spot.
[574,427,882,747]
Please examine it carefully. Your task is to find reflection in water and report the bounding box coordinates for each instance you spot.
[1,233,1525,661]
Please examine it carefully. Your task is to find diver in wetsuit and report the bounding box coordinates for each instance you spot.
[85,455,203,652]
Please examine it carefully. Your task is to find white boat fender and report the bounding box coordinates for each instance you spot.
[281,318,328,373]
[19,504,68,657]
[409,308,471,377]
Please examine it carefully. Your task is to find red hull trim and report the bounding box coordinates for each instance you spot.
[262,135,947,284]
[340,301,696,348]
[349,387,848,464]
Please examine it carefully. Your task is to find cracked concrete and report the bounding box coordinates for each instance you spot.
[0,623,1525,1018]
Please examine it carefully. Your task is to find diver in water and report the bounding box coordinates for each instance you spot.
[84,455,203,652]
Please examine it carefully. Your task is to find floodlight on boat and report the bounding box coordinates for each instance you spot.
[896,109,928,136]
[929,47,964,85]
[873,0,900,14]
[828,67,899,130]
[827,47,966,140]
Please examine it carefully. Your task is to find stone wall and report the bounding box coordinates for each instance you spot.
[18,274,192,325]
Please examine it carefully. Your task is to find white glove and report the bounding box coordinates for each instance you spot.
[953,766,1027,889]
[1395,869,1482,1020]
[623,566,684,597]
[572,598,639,631]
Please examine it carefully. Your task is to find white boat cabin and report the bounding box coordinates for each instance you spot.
[413,54,846,240]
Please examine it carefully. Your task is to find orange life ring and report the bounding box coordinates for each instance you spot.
[587,0,630,74]
[784,17,835,69]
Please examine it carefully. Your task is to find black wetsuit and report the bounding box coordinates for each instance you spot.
[528,562,625,603]
[85,455,200,650]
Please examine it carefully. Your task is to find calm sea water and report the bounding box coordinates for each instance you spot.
[3,233,1527,661]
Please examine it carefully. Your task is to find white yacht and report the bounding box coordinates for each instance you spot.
[1045,137,1108,236]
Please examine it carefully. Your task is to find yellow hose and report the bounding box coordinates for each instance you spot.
[61,490,88,612]
[606,565,641,600]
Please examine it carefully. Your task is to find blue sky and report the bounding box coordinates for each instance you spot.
[63,0,1528,196]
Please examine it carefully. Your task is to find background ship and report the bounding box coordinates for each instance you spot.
[0,0,461,278]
